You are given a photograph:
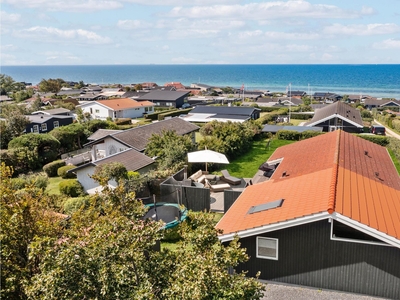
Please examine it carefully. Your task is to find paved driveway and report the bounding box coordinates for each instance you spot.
[261,282,387,300]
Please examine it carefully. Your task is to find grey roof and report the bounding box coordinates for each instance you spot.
[70,149,154,173]
[138,90,190,101]
[304,101,363,127]
[262,125,323,133]
[364,99,400,106]
[87,129,123,141]
[190,106,260,116]
[26,114,73,124]
[85,117,199,151]
[31,108,71,115]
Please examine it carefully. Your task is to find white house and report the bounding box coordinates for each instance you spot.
[77,98,155,120]
[69,148,155,194]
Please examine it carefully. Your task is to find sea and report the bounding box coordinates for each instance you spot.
[1,64,400,99]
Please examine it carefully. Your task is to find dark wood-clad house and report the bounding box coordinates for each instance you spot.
[216,131,400,299]
[304,101,363,133]
[26,114,73,134]
[137,90,190,108]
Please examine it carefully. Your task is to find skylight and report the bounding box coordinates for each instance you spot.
[248,199,284,214]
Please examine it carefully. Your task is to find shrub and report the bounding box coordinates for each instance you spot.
[114,118,132,125]
[10,173,49,190]
[63,196,90,214]
[57,165,77,179]
[43,160,66,177]
[162,225,182,243]
[300,131,324,140]
[276,130,302,140]
[59,179,84,197]
[356,134,389,146]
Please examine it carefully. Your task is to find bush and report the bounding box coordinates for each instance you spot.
[63,196,90,214]
[162,225,182,242]
[10,173,49,190]
[114,118,132,125]
[275,130,325,141]
[57,165,77,179]
[356,134,389,146]
[276,130,302,140]
[43,160,66,177]
[59,179,84,197]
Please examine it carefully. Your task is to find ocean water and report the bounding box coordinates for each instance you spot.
[1,64,399,98]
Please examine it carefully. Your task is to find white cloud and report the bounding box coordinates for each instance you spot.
[117,20,152,30]
[0,44,18,51]
[16,26,112,44]
[3,0,238,11]
[168,1,372,20]
[3,0,122,12]
[373,38,400,49]
[264,31,320,40]
[117,18,244,31]
[0,10,21,22]
[168,29,219,39]
[42,51,80,61]
[324,23,400,36]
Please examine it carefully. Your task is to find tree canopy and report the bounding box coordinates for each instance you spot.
[145,130,196,173]
[38,78,65,93]
[1,162,265,299]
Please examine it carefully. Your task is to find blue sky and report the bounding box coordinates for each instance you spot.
[1,0,400,65]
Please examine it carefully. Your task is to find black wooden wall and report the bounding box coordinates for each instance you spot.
[235,220,400,299]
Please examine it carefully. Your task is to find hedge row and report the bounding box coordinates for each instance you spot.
[59,179,84,197]
[158,109,193,121]
[43,160,66,177]
[57,165,77,179]
[356,134,389,146]
[276,130,324,141]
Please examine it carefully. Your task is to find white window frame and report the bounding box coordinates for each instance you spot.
[256,237,278,260]
[41,123,47,131]
[95,109,100,113]
[330,220,392,247]
[33,125,39,133]
[53,121,59,128]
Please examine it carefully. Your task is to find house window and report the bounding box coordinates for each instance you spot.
[41,123,47,131]
[95,109,100,113]
[257,237,278,260]
[145,107,149,112]
[53,121,59,128]
[33,125,39,133]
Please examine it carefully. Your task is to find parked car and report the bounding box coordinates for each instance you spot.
[181,103,191,109]
[370,125,386,135]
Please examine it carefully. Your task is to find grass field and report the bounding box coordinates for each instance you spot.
[216,138,295,178]
[46,176,63,195]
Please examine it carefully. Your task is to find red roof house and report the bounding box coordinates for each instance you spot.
[217,130,400,299]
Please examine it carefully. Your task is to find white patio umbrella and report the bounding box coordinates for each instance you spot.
[187,149,229,172]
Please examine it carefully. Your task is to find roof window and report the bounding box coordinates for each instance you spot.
[248,199,284,214]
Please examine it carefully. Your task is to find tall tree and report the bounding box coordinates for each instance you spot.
[0,163,64,299]
[38,78,65,93]
[145,130,195,172]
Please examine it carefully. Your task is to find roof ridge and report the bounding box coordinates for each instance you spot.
[327,130,340,214]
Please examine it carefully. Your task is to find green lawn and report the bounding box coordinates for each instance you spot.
[388,149,400,175]
[215,138,295,178]
[46,176,64,195]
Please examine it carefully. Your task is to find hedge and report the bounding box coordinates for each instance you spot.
[43,160,66,177]
[114,118,132,125]
[63,196,90,214]
[57,165,77,179]
[276,130,324,141]
[158,108,192,121]
[59,179,84,197]
[356,134,390,146]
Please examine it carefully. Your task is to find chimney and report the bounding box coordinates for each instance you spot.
[183,165,188,180]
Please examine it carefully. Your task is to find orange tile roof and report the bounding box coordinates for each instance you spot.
[96,98,154,110]
[216,131,400,242]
